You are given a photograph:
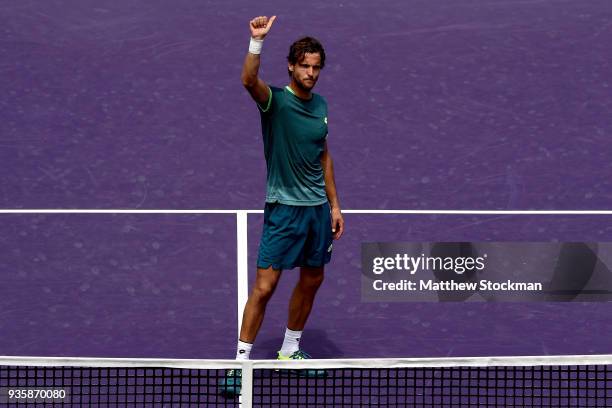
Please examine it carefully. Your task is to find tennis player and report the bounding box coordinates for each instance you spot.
[220,15,344,396]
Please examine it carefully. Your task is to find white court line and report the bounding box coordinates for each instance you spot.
[0,209,240,214]
[1,209,612,214]
[342,210,612,215]
[236,212,249,336]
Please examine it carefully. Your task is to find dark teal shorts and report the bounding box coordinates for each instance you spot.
[257,202,333,270]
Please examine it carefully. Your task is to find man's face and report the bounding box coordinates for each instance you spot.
[289,52,322,91]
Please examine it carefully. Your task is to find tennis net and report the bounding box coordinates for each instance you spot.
[1,355,611,407]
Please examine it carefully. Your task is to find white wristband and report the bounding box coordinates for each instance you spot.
[249,37,264,55]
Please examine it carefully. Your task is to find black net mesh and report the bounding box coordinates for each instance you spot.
[1,360,611,407]
[0,365,238,407]
[253,364,612,407]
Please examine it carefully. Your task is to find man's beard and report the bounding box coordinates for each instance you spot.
[294,76,316,91]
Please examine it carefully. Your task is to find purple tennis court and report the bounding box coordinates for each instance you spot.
[1,0,612,406]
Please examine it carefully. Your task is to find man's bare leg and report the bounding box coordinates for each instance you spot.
[287,266,325,331]
[222,268,281,395]
[239,266,282,343]
[277,266,325,358]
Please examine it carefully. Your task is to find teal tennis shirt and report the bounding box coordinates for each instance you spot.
[257,85,329,206]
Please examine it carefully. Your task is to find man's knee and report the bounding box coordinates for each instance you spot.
[251,267,281,303]
[252,281,276,302]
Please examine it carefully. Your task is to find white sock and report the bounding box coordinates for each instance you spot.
[236,340,252,360]
[279,328,302,357]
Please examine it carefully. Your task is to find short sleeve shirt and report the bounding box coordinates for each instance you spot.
[257,86,329,206]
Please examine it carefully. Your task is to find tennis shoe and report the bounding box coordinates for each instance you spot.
[277,350,327,378]
[218,369,241,397]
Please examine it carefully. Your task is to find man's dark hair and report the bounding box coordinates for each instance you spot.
[287,37,326,76]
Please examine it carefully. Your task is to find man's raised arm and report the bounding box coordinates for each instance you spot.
[241,15,276,106]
